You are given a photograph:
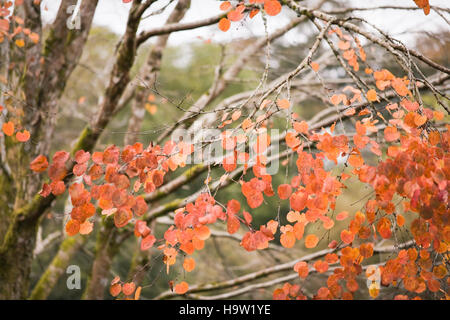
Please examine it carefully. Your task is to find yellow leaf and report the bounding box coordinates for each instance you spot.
[15,39,25,48]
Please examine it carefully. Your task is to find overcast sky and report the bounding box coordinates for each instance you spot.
[40,0,449,47]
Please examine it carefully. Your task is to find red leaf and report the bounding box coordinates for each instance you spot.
[290,191,307,212]
[16,130,30,142]
[30,155,48,173]
[141,234,156,250]
[122,282,136,296]
[227,214,240,234]
[277,184,292,200]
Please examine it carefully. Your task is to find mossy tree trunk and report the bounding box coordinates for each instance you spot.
[0,0,98,299]
[0,210,41,299]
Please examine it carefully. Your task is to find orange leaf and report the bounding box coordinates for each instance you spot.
[227,214,240,234]
[414,0,430,15]
[16,130,30,142]
[280,231,296,248]
[249,9,260,18]
[294,261,309,278]
[134,286,142,300]
[340,229,354,244]
[15,39,25,48]
[348,154,364,168]
[414,113,427,127]
[243,210,252,224]
[264,0,282,16]
[110,283,122,297]
[79,220,93,235]
[65,219,80,236]
[347,279,359,292]
[304,234,319,248]
[183,257,196,272]
[328,240,338,249]
[344,108,356,116]
[174,281,189,294]
[218,18,230,32]
[293,121,308,134]
[434,110,444,120]
[290,190,307,211]
[219,1,231,11]
[30,155,48,173]
[392,78,410,97]
[51,180,65,196]
[366,89,378,102]
[231,110,241,121]
[2,121,14,136]
[336,211,349,221]
[338,40,350,50]
[293,221,305,239]
[384,126,400,142]
[141,234,156,250]
[330,94,342,105]
[277,184,292,200]
[228,9,244,22]
[314,260,329,273]
[28,32,39,43]
[321,216,334,230]
[194,225,210,240]
[277,99,290,109]
[310,61,319,72]
[396,214,405,227]
[242,118,254,131]
[122,282,136,296]
[325,253,339,264]
[285,132,300,150]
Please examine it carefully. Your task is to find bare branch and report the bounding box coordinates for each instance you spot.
[282,0,450,75]
[137,12,226,46]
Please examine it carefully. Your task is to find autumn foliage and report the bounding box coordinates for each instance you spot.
[0,0,448,301]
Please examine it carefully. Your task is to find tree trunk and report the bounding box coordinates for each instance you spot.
[0,214,40,299]
[0,0,98,299]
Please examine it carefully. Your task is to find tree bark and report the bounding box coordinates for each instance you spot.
[0,0,98,299]
[0,213,40,299]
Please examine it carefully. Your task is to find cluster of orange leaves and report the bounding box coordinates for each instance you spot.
[218,1,282,32]
[31,140,194,238]
[1,1,42,143]
[25,1,448,300]
[326,28,413,110]
[270,91,448,299]
[109,276,142,300]
[1,119,30,142]
[30,76,448,299]
[329,27,366,72]
[0,1,40,47]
